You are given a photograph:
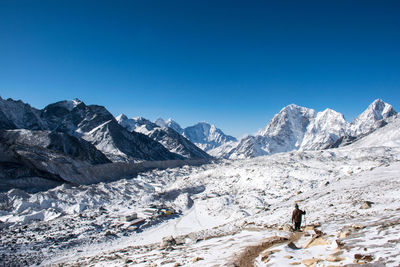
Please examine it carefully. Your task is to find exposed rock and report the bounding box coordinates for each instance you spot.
[338,229,352,239]
[301,258,321,266]
[360,201,374,209]
[352,223,365,230]
[354,253,374,262]
[282,224,294,232]
[304,225,315,231]
[326,255,345,262]
[303,236,329,248]
[287,242,300,250]
[192,256,204,262]
[160,236,176,249]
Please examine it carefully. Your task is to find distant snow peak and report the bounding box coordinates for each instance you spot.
[155,118,166,127]
[116,115,211,159]
[183,122,237,151]
[155,118,183,133]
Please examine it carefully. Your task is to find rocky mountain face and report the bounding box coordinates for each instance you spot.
[116,115,211,159]
[0,96,48,130]
[39,99,182,162]
[213,99,397,159]
[0,129,113,192]
[0,97,188,192]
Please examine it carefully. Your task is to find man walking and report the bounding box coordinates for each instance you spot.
[291,203,306,231]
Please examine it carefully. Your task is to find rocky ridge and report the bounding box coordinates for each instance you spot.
[116,115,211,159]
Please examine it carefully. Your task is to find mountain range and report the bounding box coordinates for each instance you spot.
[115,115,211,159]
[0,96,397,192]
[209,99,397,159]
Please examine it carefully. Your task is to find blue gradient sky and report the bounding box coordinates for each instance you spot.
[1,0,399,137]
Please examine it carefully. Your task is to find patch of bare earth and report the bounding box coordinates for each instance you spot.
[232,232,302,267]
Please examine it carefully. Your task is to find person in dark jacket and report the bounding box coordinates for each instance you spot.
[291,203,306,231]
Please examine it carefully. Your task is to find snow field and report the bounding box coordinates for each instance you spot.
[1,144,400,266]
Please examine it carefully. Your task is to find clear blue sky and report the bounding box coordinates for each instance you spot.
[1,0,399,137]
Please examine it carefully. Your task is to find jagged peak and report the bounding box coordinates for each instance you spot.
[115,114,128,121]
[354,99,396,123]
[280,104,310,112]
[317,108,344,118]
[165,118,176,124]
[155,118,166,127]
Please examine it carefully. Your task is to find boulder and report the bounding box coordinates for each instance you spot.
[354,253,374,262]
[192,257,204,262]
[119,212,137,222]
[338,229,351,238]
[282,224,294,232]
[287,242,300,250]
[360,201,374,209]
[326,255,345,262]
[303,237,329,248]
[301,258,320,266]
[352,223,364,230]
[160,236,176,249]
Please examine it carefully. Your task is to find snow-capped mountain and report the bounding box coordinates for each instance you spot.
[257,104,316,152]
[41,100,182,162]
[182,122,237,151]
[351,99,396,135]
[116,115,211,159]
[155,118,183,134]
[213,99,397,159]
[300,108,349,150]
[154,118,237,152]
[0,97,182,163]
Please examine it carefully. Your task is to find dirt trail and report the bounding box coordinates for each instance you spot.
[233,231,303,267]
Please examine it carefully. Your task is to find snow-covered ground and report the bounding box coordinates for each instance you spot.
[1,129,400,266]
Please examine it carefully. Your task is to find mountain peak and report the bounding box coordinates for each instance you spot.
[155,118,183,133]
[155,118,166,127]
[351,99,397,135]
[115,114,128,122]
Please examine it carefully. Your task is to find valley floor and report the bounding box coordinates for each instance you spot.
[1,145,400,266]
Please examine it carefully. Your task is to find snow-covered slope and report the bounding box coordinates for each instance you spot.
[117,115,211,159]
[2,121,400,266]
[215,99,397,159]
[350,114,400,148]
